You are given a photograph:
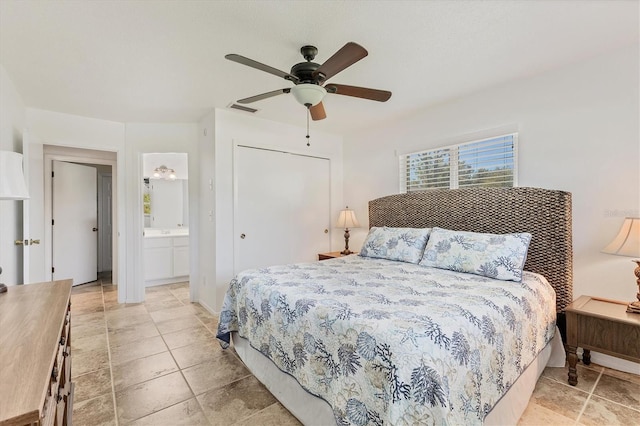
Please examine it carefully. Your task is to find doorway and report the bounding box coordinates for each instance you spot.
[44,145,117,286]
[142,153,190,289]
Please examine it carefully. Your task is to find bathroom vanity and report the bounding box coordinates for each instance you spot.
[143,228,189,286]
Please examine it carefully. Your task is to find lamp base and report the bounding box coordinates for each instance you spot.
[342,228,352,256]
[628,260,640,314]
[627,301,640,314]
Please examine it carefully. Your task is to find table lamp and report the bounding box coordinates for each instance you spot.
[336,206,360,255]
[602,217,640,313]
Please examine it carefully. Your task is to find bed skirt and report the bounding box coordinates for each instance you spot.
[231,328,565,425]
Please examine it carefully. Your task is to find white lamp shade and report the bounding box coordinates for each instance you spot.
[602,217,640,257]
[336,208,360,229]
[0,151,29,200]
[291,83,327,107]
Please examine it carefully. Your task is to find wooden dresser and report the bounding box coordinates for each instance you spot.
[0,280,73,426]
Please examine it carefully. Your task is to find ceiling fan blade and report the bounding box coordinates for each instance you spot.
[310,102,326,121]
[325,84,392,102]
[237,88,291,104]
[225,54,299,83]
[313,42,368,81]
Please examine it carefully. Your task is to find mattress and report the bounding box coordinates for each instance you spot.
[217,256,559,425]
[232,328,565,425]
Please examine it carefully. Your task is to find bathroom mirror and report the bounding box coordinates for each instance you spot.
[142,153,189,231]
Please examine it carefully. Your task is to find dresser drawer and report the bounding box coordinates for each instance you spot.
[41,393,57,426]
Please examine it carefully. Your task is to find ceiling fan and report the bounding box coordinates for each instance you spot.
[225,42,392,121]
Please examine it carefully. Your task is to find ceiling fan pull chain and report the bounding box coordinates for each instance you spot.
[306,106,311,146]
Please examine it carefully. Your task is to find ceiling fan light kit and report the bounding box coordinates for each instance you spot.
[291,84,326,107]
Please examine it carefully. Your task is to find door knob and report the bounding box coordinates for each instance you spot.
[240,233,246,239]
[92,227,98,232]
[15,240,28,246]
[30,239,40,245]
[324,229,329,234]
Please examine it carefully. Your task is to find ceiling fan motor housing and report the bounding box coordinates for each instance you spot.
[290,61,325,84]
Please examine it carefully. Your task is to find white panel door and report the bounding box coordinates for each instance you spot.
[234,147,291,274]
[288,153,331,263]
[21,140,30,283]
[234,146,331,274]
[53,161,98,285]
[98,173,112,272]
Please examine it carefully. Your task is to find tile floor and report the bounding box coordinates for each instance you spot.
[70,276,640,425]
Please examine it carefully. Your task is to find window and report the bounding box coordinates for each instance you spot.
[400,133,517,192]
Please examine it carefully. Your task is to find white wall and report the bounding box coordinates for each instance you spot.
[25,108,126,292]
[23,111,200,305]
[0,65,26,285]
[344,45,640,373]
[206,108,343,312]
[197,110,216,314]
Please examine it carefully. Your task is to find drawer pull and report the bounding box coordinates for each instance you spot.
[63,350,69,357]
[59,336,66,346]
[51,367,58,381]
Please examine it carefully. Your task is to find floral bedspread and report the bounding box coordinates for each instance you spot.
[216,256,556,425]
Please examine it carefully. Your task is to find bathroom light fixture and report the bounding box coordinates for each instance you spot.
[152,165,177,180]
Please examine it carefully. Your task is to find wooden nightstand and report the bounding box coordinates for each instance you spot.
[318,251,357,260]
[565,295,640,386]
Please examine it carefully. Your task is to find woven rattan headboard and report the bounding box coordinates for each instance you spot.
[369,187,573,313]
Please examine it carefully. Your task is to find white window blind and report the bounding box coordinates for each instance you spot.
[400,133,517,193]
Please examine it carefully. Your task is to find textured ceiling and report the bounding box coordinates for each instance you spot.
[0,1,637,135]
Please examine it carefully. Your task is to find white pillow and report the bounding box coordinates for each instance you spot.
[419,227,532,282]
[359,227,431,264]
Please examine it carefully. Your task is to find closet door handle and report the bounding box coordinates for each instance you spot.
[92,227,99,232]
[240,233,246,239]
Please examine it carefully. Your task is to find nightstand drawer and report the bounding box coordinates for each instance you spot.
[578,315,640,360]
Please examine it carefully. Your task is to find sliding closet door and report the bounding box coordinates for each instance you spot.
[234,145,330,274]
[288,153,331,262]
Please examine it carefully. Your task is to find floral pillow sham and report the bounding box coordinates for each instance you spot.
[419,227,532,281]
[359,226,431,264]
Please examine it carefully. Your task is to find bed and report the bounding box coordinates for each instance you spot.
[217,187,573,425]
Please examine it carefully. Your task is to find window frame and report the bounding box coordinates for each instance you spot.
[399,133,518,193]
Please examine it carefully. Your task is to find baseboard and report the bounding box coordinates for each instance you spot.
[144,276,189,287]
[578,348,640,375]
[199,298,219,316]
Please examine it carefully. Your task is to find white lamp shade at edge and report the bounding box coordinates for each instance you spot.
[0,151,29,200]
[602,217,640,257]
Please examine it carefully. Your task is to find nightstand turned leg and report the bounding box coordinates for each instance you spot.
[582,349,591,365]
[567,345,578,386]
